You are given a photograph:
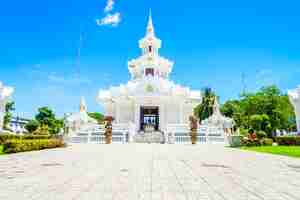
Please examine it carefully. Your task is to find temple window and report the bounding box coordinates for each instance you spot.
[145,68,154,76]
[148,46,152,53]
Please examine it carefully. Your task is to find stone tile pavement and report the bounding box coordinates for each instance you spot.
[1,144,300,200]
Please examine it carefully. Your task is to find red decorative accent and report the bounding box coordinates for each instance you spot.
[145,68,154,76]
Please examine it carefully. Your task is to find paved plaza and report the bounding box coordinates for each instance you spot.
[1,144,300,200]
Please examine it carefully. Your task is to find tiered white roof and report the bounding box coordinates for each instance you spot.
[98,13,201,103]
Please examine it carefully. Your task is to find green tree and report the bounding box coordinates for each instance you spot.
[221,100,244,128]
[194,88,216,122]
[221,85,296,136]
[25,120,40,133]
[88,112,104,124]
[3,101,15,130]
[249,114,271,132]
[35,107,64,135]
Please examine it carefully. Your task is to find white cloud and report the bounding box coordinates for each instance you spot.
[104,0,115,13]
[96,12,121,27]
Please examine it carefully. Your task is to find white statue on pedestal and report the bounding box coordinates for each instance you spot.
[0,82,14,132]
[288,86,300,133]
[201,97,235,135]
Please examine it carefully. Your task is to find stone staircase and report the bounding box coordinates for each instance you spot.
[134,131,165,143]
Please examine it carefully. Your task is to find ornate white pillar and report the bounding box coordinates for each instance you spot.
[134,103,140,132]
[115,101,121,124]
[179,102,184,124]
[159,103,165,132]
[0,82,14,132]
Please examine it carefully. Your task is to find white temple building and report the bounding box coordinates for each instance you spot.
[65,97,99,135]
[288,86,300,133]
[97,13,202,133]
[0,82,14,132]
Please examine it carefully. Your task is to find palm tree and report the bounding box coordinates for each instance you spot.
[3,101,15,130]
[194,88,216,122]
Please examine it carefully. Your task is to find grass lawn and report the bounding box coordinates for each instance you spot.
[241,146,300,158]
[0,145,4,155]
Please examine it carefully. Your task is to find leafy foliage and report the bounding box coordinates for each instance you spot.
[0,134,52,145]
[3,139,65,154]
[35,107,64,135]
[25,120,40,133]
[88,112,104,124]
[3,101,15,130]
[275,136,300,146]
[194,88,216,122]
[221,85,296,136]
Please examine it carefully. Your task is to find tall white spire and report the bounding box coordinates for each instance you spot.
[146,9,155,36]
[80,96,87,112]
[213,96,221,116]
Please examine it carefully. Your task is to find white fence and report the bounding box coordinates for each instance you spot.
[65,132,128,144]
[65,123,227,144]
[65,123,130,144]
[166,124,227,144]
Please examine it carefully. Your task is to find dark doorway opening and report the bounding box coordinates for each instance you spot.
[140,106,159,131]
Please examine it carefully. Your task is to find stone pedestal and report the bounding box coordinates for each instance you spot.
[104,116,114,144]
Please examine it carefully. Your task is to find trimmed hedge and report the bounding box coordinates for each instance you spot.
[0,134,52,145]
[260,138,273,146]
[3,139,65,154]
[241,137,274,147]
[274,136,300,146]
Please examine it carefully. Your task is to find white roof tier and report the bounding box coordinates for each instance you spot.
[128,54,173,79]
[97,77,201,102]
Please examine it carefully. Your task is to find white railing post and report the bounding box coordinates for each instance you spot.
[87,132,90,143]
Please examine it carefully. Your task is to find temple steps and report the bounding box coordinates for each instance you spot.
[133,131,164,143]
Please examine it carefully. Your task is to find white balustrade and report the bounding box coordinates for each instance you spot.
[65,123,226,144]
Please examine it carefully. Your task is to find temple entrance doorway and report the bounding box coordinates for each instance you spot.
[140,106,159,131]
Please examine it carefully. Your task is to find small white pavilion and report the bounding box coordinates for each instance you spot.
[0,82,14,132]
[65,97,98,135]
[97,13,202,133]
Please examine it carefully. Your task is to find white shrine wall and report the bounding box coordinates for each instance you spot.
[165,102,180,124]
[288,87,300,133]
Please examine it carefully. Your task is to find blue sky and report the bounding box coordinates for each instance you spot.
[1,0,300,118]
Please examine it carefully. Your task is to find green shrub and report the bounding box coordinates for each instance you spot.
[0,134,52,145]
[3,139,65,154]
[256,131,267,139]
[239,128,249,136]
[274,136,300,146]
[242,138,261,147]
[260,138,273,146]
